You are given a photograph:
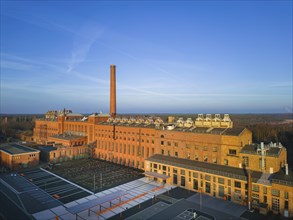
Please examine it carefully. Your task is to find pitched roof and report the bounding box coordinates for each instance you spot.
[146,154,262,182]
[272,168,293,186]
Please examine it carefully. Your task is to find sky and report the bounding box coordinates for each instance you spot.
[0,1,292,114]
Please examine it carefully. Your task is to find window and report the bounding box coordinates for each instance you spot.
[181,169,185,175]
[205,175,211,181]
[218,178,224,184]
[252,193,259,204]
[193,179,198,190]
[224,159,228,165]
[218,185,224,197]
[228,149,236,155]
[234,181,241,188]
[285,192,289,199]
[193,172,198,178]
[212,147,217,152]
[161,149,164,155]
[263,187,267,194]
[167,141,171,146]
[205,182,211,194]
[272,189,280,197]
[203,156,208,162]
[187,153,190,159]
[181,176,185,187]
[161,141,164,145]
[175,152,178,157]
[259,158,266,170]
[272,198,280,213]
[174,142,178,147]
[194,155,198,161]
[173,174,178,184]
[203,146,208,151]
[243,156,249,167]
[252,185,259,192]
[285,200,289,209]
[194,145,198,150]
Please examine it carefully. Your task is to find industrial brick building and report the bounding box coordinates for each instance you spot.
[0,143,40,169]
[32,65,293,217]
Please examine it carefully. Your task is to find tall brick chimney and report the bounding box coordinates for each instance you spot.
[110,64,116,117]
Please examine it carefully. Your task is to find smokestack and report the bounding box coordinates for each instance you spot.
[110,64,116,117]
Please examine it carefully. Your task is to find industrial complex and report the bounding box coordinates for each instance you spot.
[1,65,292,218]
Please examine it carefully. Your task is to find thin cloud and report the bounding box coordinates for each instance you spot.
[0,60,33,71]
[67,24,104,73]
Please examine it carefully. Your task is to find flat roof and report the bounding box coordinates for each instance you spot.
[38,146,58,152]
[240,144,282,157]
[272,168,293,186]
[146,154,263,182]
[0,143,39,155]
[98,122,246,136]
[50,134,87,140]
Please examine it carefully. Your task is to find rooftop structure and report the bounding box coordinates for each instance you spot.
[31,65,293,217]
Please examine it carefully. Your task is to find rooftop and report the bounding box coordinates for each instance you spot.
[98,121,246,136]
[38,146,58,152]
[0,143,39,155]
[50,134,87,140]
[272,167,293,186]
[146,154,263,182]
[240,144,282,157]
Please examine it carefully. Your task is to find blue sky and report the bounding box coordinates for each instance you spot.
[1,1,292,114]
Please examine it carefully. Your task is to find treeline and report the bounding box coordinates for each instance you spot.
[247,123,293,170]
[0,115,40,143]
[247,123,293,144]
